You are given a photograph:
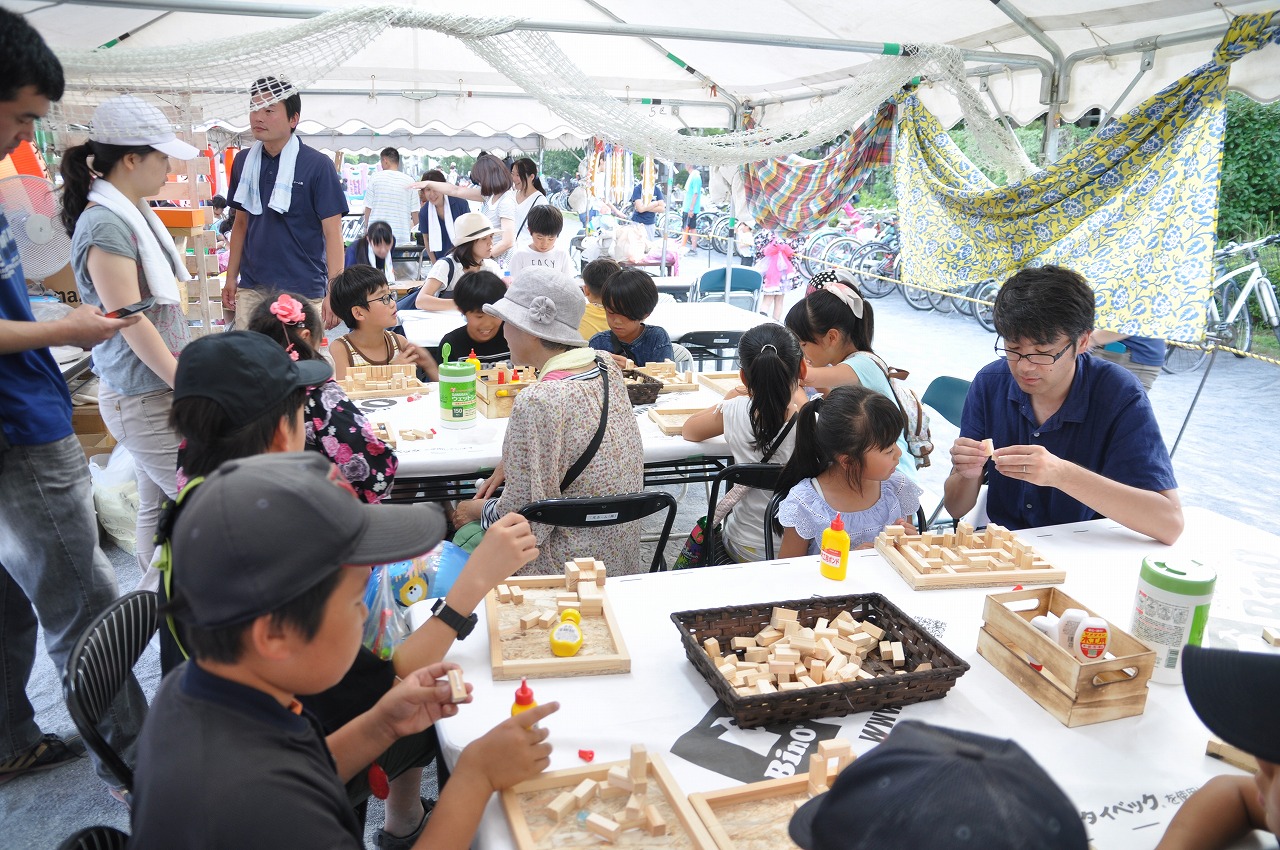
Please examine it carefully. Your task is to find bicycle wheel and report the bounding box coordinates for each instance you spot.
[850,242,897,298]
[822,237,863,278]
[953,280,978,317]
[1217,282,1252,357]
[709,216,732,254]
[695,212,716,238]
[926,286,956,314]
[656,211,682,239]
[973,279,999,333]
[901,277,933,311]
[1162,341,1209,374]
[802,228,842,276]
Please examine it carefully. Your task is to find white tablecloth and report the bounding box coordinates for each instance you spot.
[415,506,1279,850]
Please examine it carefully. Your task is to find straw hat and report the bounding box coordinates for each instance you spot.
[453,211,498,246]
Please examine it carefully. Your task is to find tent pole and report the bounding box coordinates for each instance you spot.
[990,0,1066,165]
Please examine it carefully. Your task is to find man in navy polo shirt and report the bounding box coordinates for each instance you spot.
[629,180,664,241]
[944,266,1183,545]
[0,8,148,793]
[224,76,347,330]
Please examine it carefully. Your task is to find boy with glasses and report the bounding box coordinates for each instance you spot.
[944,265,1182,544]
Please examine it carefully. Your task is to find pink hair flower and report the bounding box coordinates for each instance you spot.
[270,293,306,325]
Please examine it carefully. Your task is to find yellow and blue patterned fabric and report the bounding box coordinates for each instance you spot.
[894,11,1279,343]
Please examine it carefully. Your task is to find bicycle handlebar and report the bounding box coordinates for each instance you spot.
[1215,233,1280,259]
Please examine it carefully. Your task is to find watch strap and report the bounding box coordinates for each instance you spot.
[431,598,477,639]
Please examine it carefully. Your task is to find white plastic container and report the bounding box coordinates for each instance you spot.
[438,361,477,429]
[1130,557,1216,685]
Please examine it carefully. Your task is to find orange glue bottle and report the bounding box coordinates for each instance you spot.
[511,678,537,717]
[465,349,482,372]
[819,513,850,580]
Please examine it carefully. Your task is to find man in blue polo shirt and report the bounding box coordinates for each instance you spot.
[630,180,664,241]
[0,8,148,793]
[224,76,347,330]
[944,265,1183,545]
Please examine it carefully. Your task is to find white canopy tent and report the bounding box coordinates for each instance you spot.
[10,0,1279,163]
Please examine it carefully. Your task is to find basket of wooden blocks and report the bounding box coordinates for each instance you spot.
[672,593,970,728]
[620,369,663,407]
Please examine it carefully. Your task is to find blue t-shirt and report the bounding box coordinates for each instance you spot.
[959,354,1177,530]
[1119,335,1165,367]
[683,171,702,216]
[0,208,73,446]
[630,183,664,226]
[589,325,673,366]
[228,140,348,298]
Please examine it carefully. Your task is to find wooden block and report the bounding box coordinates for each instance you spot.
[774,646,800,663]
[756,679,776,694]
[790,635,816,655]
[518,612,540,631]
[810,660,826,684]
[564,564,580,588]
[545,790,576,821]
[798,676,818,688]
[731,636,757,651]
[879,640,892,659]
[1207,737,1260,774]
[703,637,721,658]
[769,660,796,676]
[447,669,467,704]
[624,792,645,821]
[573,557,595,569]
[630,744,648,783]
[557,599,579,613]
[744,647,770,663]
[815,628,839,642]
[643,803,667,836]
[891,642,905,667]
[833,610,855,624]
[861,622,886,641]
[815,617,830,631]
[536,610,556,628]
[556,592,577,605]
[885,525,908,538]
[783,620,801,636]
[510,587,524,605]
[771,607,800,626]
[717,662,737,678]
[832,636,859,655]
[607,765,634,792]
[982,437,995,458]
[595,564,607,587]
[913,662,933,672]
[812,638,836,661]
[571,778,598,806]
[755,626,784,646]
[585,813,621,843]
[827,650,847,677]
[1264,627,1280,646]
[818,739,852,760]
[779,681,805,691]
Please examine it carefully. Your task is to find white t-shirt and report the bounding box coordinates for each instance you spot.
[513,191,548,248]
[719,395,797,563]
[480,190,517,264]
[506,246,574,281]
[362,168,418,243]
[427,257,501,298]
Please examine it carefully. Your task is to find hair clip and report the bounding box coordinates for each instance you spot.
[760,343,779,354]
[285,342,299,361]
[270,293,306,325]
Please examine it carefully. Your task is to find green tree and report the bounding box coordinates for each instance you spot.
[1218,92,1280,242]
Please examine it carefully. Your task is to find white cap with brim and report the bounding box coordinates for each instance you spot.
[89,95,200,160]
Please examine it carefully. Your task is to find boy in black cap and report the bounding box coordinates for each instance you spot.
[130,453,558,848]
[1154,645,1278,849]
[789,720,1087,850]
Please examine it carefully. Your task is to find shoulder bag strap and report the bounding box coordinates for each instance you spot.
[559,357,610,493]
[760,416,797,463]
[515,193,547,239]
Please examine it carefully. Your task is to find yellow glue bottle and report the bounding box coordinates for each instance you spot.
[550,609,584,657]
[819,513,850,581]
[511,678,537,716]
[465,349,482,372]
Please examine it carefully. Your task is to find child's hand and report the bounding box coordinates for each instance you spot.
[373,662,467,740]
[609,353,629,370]
[470,513,539,583]
[393,342,431,369]
[722,384,748,400]
[458,701,558,793]
[854,541,875,550]
[894,516,918,534]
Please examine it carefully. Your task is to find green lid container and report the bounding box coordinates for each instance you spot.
[1139,558,1216,596]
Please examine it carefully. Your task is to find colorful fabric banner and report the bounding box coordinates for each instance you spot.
[894,11,1279,343]
[742,102,895,237]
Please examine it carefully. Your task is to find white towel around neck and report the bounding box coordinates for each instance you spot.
[365,241,395,283]
[425,201,457,254]
[232,135,299,216]
[86,179,189,305]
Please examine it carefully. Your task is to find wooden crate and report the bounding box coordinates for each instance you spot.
[874,521,1065,590]
[648,406,707,436]
[977,587,1155,727]
[631,360,697,393]
[476,365,537,418]
[486,573,631,680]
[335,364,430,400]
[697,372,742,397]
[689,762,843,850]
[502,751,715,849]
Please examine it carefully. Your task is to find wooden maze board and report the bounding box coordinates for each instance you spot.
[502,751,716,850]
[630,360,697,393]
[697,372,742,397]
[485,563,631,680]
[336,364,431,399]
[874,521,1065,590]
[647,407,706,436]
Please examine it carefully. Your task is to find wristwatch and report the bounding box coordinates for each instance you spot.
[430,598,478,640]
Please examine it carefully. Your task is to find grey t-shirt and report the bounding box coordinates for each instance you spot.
[70,204,189,394]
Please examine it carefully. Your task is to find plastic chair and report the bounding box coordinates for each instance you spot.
[670,342,694,371]
[677,330,743,371]
[919,376,972,528]
[691,267,764,313]
[763,490,785,560]
[699,463,784,567]
[62,590,158,792]
[56,826,129,850]
[519,492,678,573]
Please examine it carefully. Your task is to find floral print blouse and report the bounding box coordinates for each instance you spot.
[305,379,398,503]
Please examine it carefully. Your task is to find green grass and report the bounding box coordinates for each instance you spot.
[1251,322,1280,359]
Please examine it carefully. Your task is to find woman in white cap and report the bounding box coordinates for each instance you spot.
[412,211,501,311]
[59,94,200,586]
[452,268,645,575]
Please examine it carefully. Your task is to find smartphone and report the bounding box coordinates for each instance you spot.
[104,296,155,319]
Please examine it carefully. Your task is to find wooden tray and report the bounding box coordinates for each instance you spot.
[336,364,431,400]
[632,360,698,393]
[977,587,1155,727]
[485,575,631,680]
[874,521,1065,590]
[648,406,708,436]
[689,767,838,850]
[697,372,742,397]
[502,752,716,849]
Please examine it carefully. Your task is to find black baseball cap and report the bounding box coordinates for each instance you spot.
[174,330,332,423]
[1184,644,1280,763]
[171,453,446,628]
[789,721,1087,850]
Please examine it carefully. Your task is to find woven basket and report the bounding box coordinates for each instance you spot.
[621,369,662,406]
[672,592,970,728]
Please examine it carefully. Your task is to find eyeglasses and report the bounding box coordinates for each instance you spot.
[365,293,396,307]
[994,340,1075,365]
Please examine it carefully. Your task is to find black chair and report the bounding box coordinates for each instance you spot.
[56,826,128,850]
[677,330,743,371]
[700,463,783,567]
[519,492,678,573]
[761,496,926,560]
[63,590,158,792]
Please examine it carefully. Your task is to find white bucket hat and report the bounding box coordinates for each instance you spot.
[484,267,587,348]
[452,211,498,246]
[89,95,200,160]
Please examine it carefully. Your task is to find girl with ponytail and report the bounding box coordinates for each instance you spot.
[774,385,921,558]
[683,323,809,562]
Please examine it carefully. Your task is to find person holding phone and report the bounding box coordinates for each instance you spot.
[60,94,199,588]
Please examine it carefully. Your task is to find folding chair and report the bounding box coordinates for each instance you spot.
[920,376,972,528]
[519,492,678,573]
[63,590,158,792]
[699,463,783,566]
[670,342,694,371]
[691,267,764,313]
[56,826,129,850]
[677,330,743,371]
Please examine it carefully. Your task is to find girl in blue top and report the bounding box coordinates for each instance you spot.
[589,268,673,366]
[775,385,921,558]
[785,272,918,484]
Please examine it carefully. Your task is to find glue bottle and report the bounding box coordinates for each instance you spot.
[511,678,537,717]
[465,348,482,372]
[550,609,584,657]
[819,513,850,581]
[318,336,335,369]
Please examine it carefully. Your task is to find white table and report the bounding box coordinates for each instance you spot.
[418,506,1278,850]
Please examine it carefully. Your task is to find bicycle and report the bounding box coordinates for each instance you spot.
[1163,234,1280,374]
[846,240,900,299]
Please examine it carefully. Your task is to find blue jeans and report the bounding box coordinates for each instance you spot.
[0,433,147,786]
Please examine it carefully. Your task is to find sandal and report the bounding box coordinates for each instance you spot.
[374,797,435,850]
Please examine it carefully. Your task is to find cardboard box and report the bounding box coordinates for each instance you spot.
[78,433,117,459]
[71,403,107,436]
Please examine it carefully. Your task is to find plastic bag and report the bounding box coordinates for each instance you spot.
[362,565,410,661]
[362,541,470,612]
[89,444,138,552]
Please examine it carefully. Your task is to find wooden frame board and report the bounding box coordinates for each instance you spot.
[485,575,631,680]
[336,364,431,400]
[633,360,698,394]
[874,522,1066,590]
[502,752,717,850]
[688,765,839,850]
[648,406,709,436]
[697,372,742,397]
